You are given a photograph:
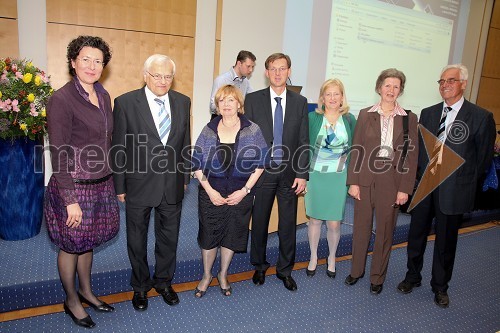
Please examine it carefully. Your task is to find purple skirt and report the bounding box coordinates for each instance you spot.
[44,176,120,253]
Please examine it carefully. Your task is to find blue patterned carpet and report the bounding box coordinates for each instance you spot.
[1,225,498,333]
[0,179,498,313]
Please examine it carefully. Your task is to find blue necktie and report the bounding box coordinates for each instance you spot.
[273,97,284,164]
[154,98,171,143]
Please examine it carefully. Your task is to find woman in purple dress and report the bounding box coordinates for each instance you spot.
[44,36,119,328]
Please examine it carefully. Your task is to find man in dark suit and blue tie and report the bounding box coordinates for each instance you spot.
[397,64,496,308]
[111,54,191,310]
[244,53,309,291]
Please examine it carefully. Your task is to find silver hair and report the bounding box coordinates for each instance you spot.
[143,54,176,74]
[441,63,468,80]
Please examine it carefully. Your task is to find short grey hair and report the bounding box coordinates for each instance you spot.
[143,54,176,74]
[375,68,406,96]
[441,63,468,80]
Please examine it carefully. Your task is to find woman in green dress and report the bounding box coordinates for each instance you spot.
[305,78,356,278]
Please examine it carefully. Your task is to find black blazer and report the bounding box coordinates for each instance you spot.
[418,99,496,214]
[244,87,309,183]
[111,87,191,206]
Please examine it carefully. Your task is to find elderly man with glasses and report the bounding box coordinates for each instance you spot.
[111,54,191,311]
[397,64,495,308]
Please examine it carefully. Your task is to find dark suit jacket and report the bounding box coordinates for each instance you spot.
[347,107,419,195]
[111,87,191,206]
[418,99,495,215]
[244,87,309,183]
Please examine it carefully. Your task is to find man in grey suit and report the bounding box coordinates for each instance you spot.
[244,53,309,291]
[111,54,191,310]
[397,64,496,308]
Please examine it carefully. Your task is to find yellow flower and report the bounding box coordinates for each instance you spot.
[26,61,33,68]
[34,75,42,86]
[41,108,46,117]
[20,123,27,131]
[0,91,2,99]
[27,93,35,102]
[23,72,33,83]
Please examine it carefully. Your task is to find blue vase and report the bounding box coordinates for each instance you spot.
[0,138,44,240]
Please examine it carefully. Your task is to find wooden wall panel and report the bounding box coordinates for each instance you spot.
[478,1,500,134]
[213,0,222,78]
[47,24,194,102]
[46,0,196,37]
[0,0,17,18]
[216,0,222,40]
[491,0,500,29]
[214,40,221,78]
[0,19,19,59]
[477,77,500,125]
[482,27,500,78]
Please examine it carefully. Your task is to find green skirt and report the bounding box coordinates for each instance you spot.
[305,169,348,221]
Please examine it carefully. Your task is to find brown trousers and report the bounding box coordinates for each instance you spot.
[350,166,399,285]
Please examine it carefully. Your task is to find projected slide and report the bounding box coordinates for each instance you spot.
[326,0,453,113]
[283,0,470,116]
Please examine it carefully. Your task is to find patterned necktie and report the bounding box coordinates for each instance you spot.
[273,97,284,164]
[429,106,452,174]
[154,98,171,143]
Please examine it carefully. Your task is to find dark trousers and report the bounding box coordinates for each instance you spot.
[405,189,462,292]
[126,194,182,292]
[250,170,298,276]
[350,168,399,285]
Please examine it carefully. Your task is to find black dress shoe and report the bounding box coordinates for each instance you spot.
[397,280,422,294]
[63,302,96,328]
[78,292,114,312]
[132,291,148,311]
[277,274,297,291]
[370,283,383,295]
[434,291,450,308]
[326,270,336,279]
[252,270,266,286]
[156,286,180,306]
[306,269,316,277]
[344,273,364,286]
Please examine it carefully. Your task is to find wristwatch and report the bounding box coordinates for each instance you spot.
[243,185,251,194]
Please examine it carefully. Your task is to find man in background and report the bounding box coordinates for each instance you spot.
[209,50,256,119]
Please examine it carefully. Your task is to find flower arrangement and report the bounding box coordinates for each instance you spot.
[0,58,53,141]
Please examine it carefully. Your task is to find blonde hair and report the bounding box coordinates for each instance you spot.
[316,78,350,115]
[214,85,245,115]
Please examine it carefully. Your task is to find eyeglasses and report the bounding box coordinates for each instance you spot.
[146,71,174,81]
[77,57,104,67]
[268,67,288,74]
[437,78,463,85]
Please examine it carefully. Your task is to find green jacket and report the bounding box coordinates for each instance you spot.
[308,111,356,164]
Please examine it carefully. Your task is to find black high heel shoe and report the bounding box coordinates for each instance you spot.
[194,276,213,298]
[63,302,96,328]
[78,292,115,312]
[306,269,316,277]
[217,273,232,296]
[326,270,336,279]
